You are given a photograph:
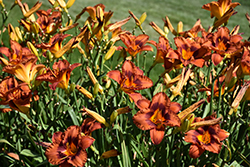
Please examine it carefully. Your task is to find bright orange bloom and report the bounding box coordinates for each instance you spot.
[202,0,240,20]
[133,92,181,145]
[3,57,45,85]
[184,114,229,159]
[45,125,94,167]
[118,33,153,57]
[107,60,153,102]
[0,76,18,107]
[0,40,36,66]
[36,60,81,90]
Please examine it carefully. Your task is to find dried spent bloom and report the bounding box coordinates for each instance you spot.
[45,125,95,167]
[107,60,153,103]
[133,92,181,145]
[36,60,81,90]
[184,114,229,159]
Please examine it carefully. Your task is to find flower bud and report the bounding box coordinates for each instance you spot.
[82,107,109,127]
[110,110,118,124]
[66,0,75,8]
[100,149,121,160]
[104,46,116,62]
[76,85,93,100]
[27,41,39,57]
[139,12,147,25]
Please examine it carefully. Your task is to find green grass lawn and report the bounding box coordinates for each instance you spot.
[3,0,250,42]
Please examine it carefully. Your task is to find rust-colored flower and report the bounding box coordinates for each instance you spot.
[174,37,206,67]
[45,125,95,167]
[202,0,240,20]
[36,60,81,90]
[36,9,62,35]
[107,60,153,102]
[148,36,170,64]
[0,40,36,66]
[133,92,181,145]
[119,33,153,57]
[36,33,70,55]
[3,57,45,85]
[4,83,33,114]
[203,27,243,66]
[184,114,229,159]
[0,76,18,106]
[81,117,104,136]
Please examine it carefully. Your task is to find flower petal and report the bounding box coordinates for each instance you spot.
[133,109,155,130]
[189,144,205,159]
[107,70,122,84]
[150,127,165,145]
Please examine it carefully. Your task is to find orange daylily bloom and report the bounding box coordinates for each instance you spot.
[202,0,240,20]
[240,47,250,76]
[118,33,153,57]
[202,27,243,66]
[184,113,229,159]
[107,60,153,103]
[45,125,95,167]
[36,9,62,35]
[3,57,45,85]
[174,37,206,67]
[36,33,70,56]
[81,117,104,136]
[36,60,81,90]
[0,40,36,66]
[0,76,18,107]
[148,36,170,64]
[133,92,181,145]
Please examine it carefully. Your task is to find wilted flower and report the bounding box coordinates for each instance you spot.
[36,60,81,90]
[133,92,181,145]
[107,60,153,103]
[184,113,230,159]
[45,125,95,167]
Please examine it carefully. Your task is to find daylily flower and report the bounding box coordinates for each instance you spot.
[0,76,18,107]
[202,0,240,22]
[36,60,81,90]
[36,33,70,56]
[107,60,153,103]
[174,37,206,67]
[0,40,36,66]
[3,57,45,85]
[184,113,230,159]
[133,92,181,145]
[148,36,170,64]
[203,27,243,66]
[118,33,153,57]
[81,117,104,136]
[36,9,62,35]
[45,125,95,167]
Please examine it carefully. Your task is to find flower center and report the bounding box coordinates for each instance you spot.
[64,142,78,156]
[182,48,193,60]
[217,38,227,51]
[150,108,166,126]
[197,130,211,144]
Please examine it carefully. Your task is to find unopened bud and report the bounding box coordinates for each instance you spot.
[76,85,94,100]
[82,107,109,127]
[139,12,147,25]
[104,46,116,62]
[27,41,38,57]
[110,110,118,124]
